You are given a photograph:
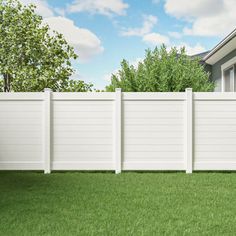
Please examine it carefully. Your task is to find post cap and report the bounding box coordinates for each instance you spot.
[44,88,52,92]
[115,88,122,92]
[185,88,192,92]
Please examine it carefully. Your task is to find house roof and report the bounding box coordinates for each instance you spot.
[190,51,210,61]
[203,28,236,65]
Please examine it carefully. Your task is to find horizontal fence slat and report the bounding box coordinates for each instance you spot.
[52,93,115,101]
[123,92,185,100]
[0,93,44,101]
[194,92,236,100]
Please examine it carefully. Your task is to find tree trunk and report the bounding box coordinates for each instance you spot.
[3,73,11,92]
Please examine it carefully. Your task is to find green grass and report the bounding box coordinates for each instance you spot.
[1,172,236,235]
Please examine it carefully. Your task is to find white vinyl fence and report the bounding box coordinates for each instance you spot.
[1,88,236,173]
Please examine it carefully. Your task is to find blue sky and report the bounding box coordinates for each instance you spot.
[20,0,235,89]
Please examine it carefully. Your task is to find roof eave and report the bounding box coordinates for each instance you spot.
[203,28,236,62]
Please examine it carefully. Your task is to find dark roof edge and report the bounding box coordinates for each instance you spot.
[190,51,210,60]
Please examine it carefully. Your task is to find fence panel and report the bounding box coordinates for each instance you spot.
[51,93,115,170]
[122,93,185,170]
[0,93,44,170]
[194,93,236,170]
[1,90,236,172]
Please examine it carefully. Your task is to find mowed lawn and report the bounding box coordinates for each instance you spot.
[1,172,236,235]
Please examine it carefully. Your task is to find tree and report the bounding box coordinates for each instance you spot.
[0,0,93,92]
[63,80,93,92]
[0,77,3,92]
[106,45,215,92]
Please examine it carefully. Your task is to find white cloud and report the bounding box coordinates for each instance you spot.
[165,0,221,19]
[20,0,54,17]
[164,0,236,36]
[121,15,158,36]
[168,31,182,39]
[183,13,236,37]
[54,8,66,17]
[121,14,169,46]
[184,44,205,55]
[67,0,129,16]
[152,0,160,4]
[143,33,170,45]
[174,42,206,55]
[44,17,104,62]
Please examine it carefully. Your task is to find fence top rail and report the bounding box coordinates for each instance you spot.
[122,92,186,101]
[1,91,236,102]
[194,92,236,100]
[0,93,43,101]
[52,92,115,101]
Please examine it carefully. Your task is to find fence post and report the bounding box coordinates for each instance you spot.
[115,88,122,174]
[185,88,193,174]
[43,88,52,174]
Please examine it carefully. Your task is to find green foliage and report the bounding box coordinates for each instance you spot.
[0,78,3,92]
[63,80,94,92]
[106,45,215,92]
[0,0,93,92]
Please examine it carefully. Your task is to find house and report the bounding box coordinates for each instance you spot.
[193,28,236,92]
